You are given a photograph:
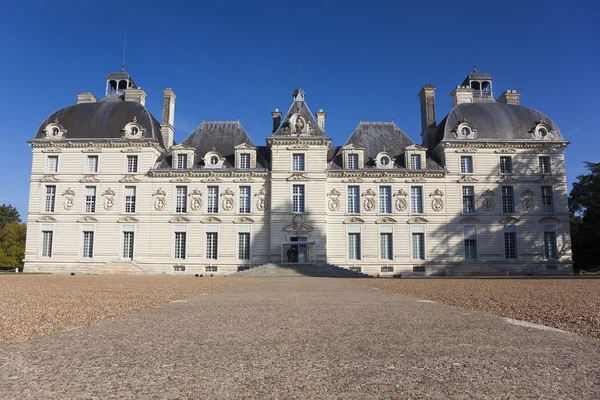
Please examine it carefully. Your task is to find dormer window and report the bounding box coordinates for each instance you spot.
[461,127,471,136]
[123,116,145,139]
[234,143,257,169]
[210,156,218,165]
[44,118,66,139]
[456,122,476,139]
[131,127,139,136]
[171,144,196,170]
[404,144,427,170]
[532,123,554,140]
[51,127,60,136]
[341,144,365,169]
[204,150,225,168]
[380,156,390,166]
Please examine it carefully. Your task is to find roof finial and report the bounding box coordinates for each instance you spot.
[121,29,128,72]
[471,27,476,72]
[297,44,301,89]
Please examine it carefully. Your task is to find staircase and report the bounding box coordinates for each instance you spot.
[231,263,369,278]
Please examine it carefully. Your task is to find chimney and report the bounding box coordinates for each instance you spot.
[418,84,436,132]
[124,88,147,106]
[450,85,474,107]
[497,90,521,105]
[77,92,98,104]
[316,109,327,132]
[272,109,282,133]
[161,88,176,150]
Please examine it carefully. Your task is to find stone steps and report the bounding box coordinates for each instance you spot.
[232,263,369,278]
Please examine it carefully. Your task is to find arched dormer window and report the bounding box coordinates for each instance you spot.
[204,150,225,168]
[43,118,67,140]
[455,121,477,140]
[122,116,145,139]
[376,152,393,169]
[531,122,554,140]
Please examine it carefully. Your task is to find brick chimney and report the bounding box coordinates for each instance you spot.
[161,88,176,150]
[418,84,436,132]
[316,109,327,132]
[450,85,474,107]
[497,90,521,105]
[124,88,147,106]
[272,109,282,133]
[77,92,98,104]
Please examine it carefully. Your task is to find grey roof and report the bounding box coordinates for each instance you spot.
[107,71,133,81]
[34,100,163,144]
[273,89,325,137]
[434,102,563,146]
[463,70,492,83]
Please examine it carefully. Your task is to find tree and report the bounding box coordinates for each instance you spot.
[0,222,27,269]
[569,162,600,270]
[0,204,21,231]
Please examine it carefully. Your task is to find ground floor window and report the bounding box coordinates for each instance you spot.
[348,232,361,260]
[42,231,53,257]
[122,231,134,259]
[544,231,558,260]
[380,232,393,260]
[83,231,94,258]
[412,232,425,260]
[238,232,250,260]
[504,231,517,259]
[206,232,218,260]
[174,232,186,259]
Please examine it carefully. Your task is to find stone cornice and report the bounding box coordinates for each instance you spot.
[30,140,165,152]
[328,170,446,179]
[442,141,569,150]
[148,170,269,179]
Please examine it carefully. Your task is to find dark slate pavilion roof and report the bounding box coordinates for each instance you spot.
[434,102,563,147]
[462,70,492,84]
[34,100,163,145]
[273,88,325,137]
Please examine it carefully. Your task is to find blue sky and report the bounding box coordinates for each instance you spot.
[1,0,598,218]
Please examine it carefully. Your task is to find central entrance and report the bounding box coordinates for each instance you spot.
[282,237,315,263]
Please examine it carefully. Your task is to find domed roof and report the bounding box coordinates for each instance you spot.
[435,102,563,145]
[34,100,163,145]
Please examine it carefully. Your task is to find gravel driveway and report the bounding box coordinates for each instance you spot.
[1,277,598,399]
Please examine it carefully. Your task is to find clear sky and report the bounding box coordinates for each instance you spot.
[1,0,598,218]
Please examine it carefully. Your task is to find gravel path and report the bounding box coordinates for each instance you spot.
[1,277,599,399]
[0,275,245,346]
[356,277,600,339]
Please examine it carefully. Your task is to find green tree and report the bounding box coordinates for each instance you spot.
[0,222,27,269]
[569,162,600,271]
[0,204,21,231]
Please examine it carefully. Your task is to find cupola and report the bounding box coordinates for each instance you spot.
[105,71,137,99]
[461,68,493,102]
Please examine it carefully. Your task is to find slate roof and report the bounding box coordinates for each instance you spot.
[462,70,492,84]
[434,102,563,147]
[106,71,136,84]
[34,100,163,145]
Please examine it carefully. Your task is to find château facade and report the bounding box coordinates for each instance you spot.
[24,70,572,276]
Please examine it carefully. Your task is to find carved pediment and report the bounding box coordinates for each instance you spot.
[169,216,190,223]
[118,217,138,223]
[282,223,313,232]
[120,147,142,153]
[170,176,191,183]
[328,189,341,197]
[394,189,408,197]
[286,144,310,150]
[522,189,534,197]
[342,177,364,182]
[153,188,167,197]
[40,175,60,182]
[80,175,100,183]
[457,175,479,183]
[494,147,517,154]
[362,188,377,197]
[429,189,444,197]
[41,147,62,153]
[36,216,57,222]
[500,217,520,224]
[497,175,518,183]
[460,217,481,224]
[539,216,560,223]
[233,176,255,182]
[221,188,235,196]
[376,217,397,224]
[287,173,309,181]
[62,188,75,196]
[537,175,561,183]
[202,176,222,183]
[342,143,365,150]
[344,217,364,224]
[172,143,196,151]
[102,188,116,196]
[82,147,102,153]
[482,189,495,197]
[202,216,222,223]
[120,175,140,183]
[406,177,426,183]
[77,216,98,223]
[455,147,477,153]
[234,216,254,224]
[407,216,428,224]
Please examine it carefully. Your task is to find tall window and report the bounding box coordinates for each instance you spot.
[174,232,186,259]
[87,155,98,173]
[292,185,305,213]
[504,230,517,259]
[539,156,551,174]
[46,156,58,173]
[207,186,219,213]
[410,154,422,170]
[42,231,53,257]
[176,154,188,169]
[499,156,512,174]
[410,186,423,213]
[379,186,392,213]
[124,186,136,213]
[239,186,251,213]
[45,185,56,212]
[464,225,477,261]
[412,232,425,260]
[292,153,305,171]
[126,155,138,173]
[462,186,475,214]
[238,232,250,260]
[541,186,554,213]
[460,156,473,173]
[85,186,96,213]
[122,231,134,259]
[83,231,94,258]
[347,186,359,214]
[348,232,361,260]
[347,154,358,169]
[206,232,218,259]
[380,232,393,260]
[544,229,558,260]
[239,153,251,169]
[175,186,187,213]
[502,186,514,213]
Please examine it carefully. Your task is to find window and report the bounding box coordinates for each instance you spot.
[238,232,250,260]
[210,155,219,165]
[207,186,219,213]
[410,154,422,170]
[176,154,188,169]
[292,153,305,171]
[504,231,517,259]
[124,186,136,213]
[42,231,53,257]
[380,232,393,260]
[502,186,514,213]
[379,186,391,213]
[87,155,98,173]
[464,225,477,261]
[46,156,58,173]
[539,156,551,174]
[83,231,94,258]
[122,231,134,259]
[292,185,305,213]
[126,155,138,173]
[410,186,423,213]
[239,186,251,213]
[347,153,359,169]
[460,126,472,137]
[544,226,557,260]
[174,232,186,259]
[412,232,425,260]
[347,186,359,214]
[45,185,56,212]
[541,186,554,213]
[239,153,251,169]
[379,155,391,166]
[460,156,473,173]
[175,186,187,213]
[206,232,218,259]
[462,186,475,214]
[348,232,361,260]
[85,186,96,213]
[499,156,512,174]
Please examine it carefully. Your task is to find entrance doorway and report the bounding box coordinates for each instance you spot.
[282,237,315,263]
